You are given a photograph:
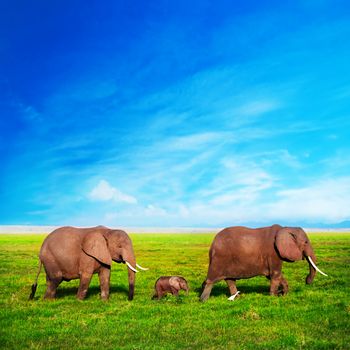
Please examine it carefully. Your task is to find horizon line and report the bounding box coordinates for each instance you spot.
[0,225,349,234]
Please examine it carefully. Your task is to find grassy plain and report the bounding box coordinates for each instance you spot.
[0,232,349,349]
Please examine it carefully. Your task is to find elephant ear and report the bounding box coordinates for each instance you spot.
[169,277,181,290]
[275,229,303,262]
[82,232,112,266]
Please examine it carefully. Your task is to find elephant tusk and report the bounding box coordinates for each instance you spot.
[307,256,328,276]
[126,261,139,273]
[228,291,240,301]
[136,263,149,271]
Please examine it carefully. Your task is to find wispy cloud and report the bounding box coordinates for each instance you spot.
[89,180,137,204]
[106,176,350,227]
[236,99,280,116]
[164,132,224,151]
[264,177,350,224]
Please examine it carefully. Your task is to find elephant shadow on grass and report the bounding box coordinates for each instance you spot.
[54,285,129,299]
[195,282,270,298]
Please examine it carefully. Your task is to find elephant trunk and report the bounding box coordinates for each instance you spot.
[127,267,135,301]
[304,244,328,283]
[304,246,317,284]
[185,285,189,296]
[123,249,137,300]
[180,280,189,295]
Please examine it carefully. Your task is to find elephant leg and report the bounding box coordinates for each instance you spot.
[43,258,62,299]
[279,275,289,295]
[98,267,111,300]
[225,278,238,296]
[200,280,214,301]
[44,276,62,299]
[157,291,165,300]
[269,278,280,296]
[270,273,288,296]
[155,284,169,299]
[77,272,93,300]
[170,287,179,297]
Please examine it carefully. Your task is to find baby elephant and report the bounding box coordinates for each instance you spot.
[153,276,189,299]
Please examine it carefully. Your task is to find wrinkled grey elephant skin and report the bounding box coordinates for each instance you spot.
[201,225,326,301]
[153,276,189,299]
[29,226,141,301]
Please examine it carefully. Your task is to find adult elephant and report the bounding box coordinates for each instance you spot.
[29,226,148,301]
[200,225,327,301]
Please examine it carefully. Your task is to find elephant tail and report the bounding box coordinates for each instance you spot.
[29,260,42,300]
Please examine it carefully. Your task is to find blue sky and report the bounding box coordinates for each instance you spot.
[1,0,350,227]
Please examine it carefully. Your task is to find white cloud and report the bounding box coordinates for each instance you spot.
[265,177,350,224]
[199,157,275,203]
[271,150,302,169]
[101,204,170,226]
[125,177,350,226]
[89,180,137,204]
[171,177,350,226]
[145,204,168,217]
[221,159,273,187]
[88,177,350,228]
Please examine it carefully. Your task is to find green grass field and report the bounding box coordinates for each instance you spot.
[0,232,349,349]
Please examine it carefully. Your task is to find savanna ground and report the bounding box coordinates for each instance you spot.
[0,232,349,349]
